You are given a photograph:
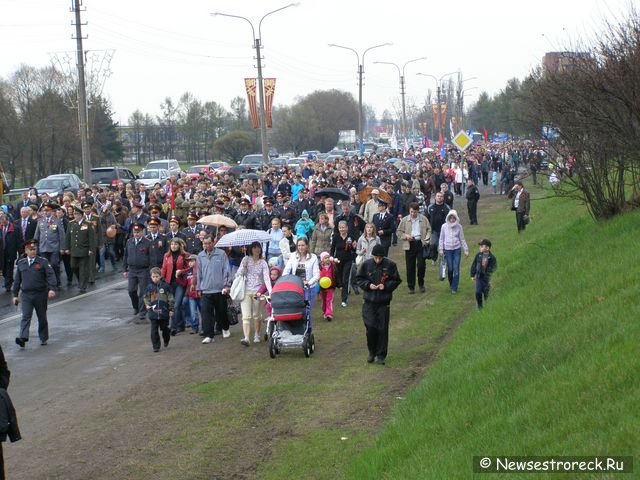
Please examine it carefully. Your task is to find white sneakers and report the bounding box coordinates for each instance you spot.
[341,302,347,308]
[201,337,213,344]
[253,334,260,343]
[222,329,231,338]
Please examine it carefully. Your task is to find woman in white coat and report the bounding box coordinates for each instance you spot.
[282,237,320,325]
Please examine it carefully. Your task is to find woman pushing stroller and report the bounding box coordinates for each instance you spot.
[282,237,320,325]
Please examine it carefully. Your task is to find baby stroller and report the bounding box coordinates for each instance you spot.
[266,274,315,358]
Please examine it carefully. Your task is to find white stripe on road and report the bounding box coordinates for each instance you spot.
[0,279,128,326]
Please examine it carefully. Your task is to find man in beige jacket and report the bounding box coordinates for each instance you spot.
[396,202,431,294]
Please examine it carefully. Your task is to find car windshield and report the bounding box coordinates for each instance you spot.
[146,162,169,170]
[91,170,116,183]
[35,179,63,189]
[241,155,262,165]
[209,162,224,168]
[139,170,162,179]
[187,167,205,173]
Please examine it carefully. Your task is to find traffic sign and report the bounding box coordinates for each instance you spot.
[452,130,473,151]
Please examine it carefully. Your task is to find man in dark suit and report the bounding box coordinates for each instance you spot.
[372,199,394,257]
[15,207,36,257]
[0,213,21,292]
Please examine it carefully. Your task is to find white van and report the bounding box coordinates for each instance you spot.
[144,159,181,177]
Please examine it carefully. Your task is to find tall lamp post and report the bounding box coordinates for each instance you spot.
[212,3,299,165]
[373,57,427,146]
[416,71,458,142]
[328,42,392,149]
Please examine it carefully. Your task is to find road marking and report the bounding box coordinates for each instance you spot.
[0,280,128,326]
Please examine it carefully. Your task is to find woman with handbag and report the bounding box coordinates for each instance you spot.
[235,241,271,346]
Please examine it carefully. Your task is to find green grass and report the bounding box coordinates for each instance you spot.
[344,191,640,479]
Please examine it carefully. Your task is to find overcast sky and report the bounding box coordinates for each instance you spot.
[0,0,633,126]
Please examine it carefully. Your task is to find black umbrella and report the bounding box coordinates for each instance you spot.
[314,187,350,201]
[243,173,259,180]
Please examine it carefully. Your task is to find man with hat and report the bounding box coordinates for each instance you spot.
[145,218,168,269]
[182,211,203,254]
[355,243,402,365]
[372,199,394,257]
[257,196,278,231]
[65,205,97,294]
[124,201,149,239]
[470,238,497,310]
[166,216,186,241]
[82,201,102,284]
[34,201,66,290]
[12,239,57,348]
[123,222,152,321]
[293,187,315,221]
[147,203,168,233]
[234,198,258,229]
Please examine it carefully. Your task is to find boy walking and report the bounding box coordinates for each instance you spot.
[470,239,497,309]
[144,267,175,352]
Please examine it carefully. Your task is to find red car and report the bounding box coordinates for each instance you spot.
[186,165,214,180]
[208,161,231,175]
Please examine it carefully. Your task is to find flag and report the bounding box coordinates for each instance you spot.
[264,78,276,128]
[439,131,443,148]
[168,179,175,210]
[425,137,430,148]
[483,127,488,144]
[432,104,439,129]
[439,132,445,159]
[244,78,259,129]
[390,124,398,149]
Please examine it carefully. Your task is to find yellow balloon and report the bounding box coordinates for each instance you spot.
[319,276,332,289]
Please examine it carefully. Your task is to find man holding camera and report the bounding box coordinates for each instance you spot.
[508,181,530,232]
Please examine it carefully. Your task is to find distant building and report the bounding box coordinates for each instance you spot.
[542,51,592,74]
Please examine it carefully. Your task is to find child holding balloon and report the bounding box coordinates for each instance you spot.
[318,252,338,321]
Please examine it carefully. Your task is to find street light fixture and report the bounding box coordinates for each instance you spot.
[329,42,392,149]
[416,71,459,142]
[212,3,299,164]
[374,57,427,146]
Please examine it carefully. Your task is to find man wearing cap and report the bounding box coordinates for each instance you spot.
[234,198,258,229]
[82,201,102,284]
[182,212,203,254]
[372,199,394,256]
[355,243,402,365]
[147,204,168,233]
[65,206,97,294]
[123,223,152,320]
[12,239,57,348]
[362,189,381,223]
[471,239,497,310]
[124,201,149,239]
[145,218,168,269]
[166,216,186,241]
[293,188,315,221]
[257,197,278,231]
[34,202,66,290]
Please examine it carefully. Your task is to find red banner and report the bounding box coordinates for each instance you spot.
[264,78,276,128]
[483,127,489,144]
[440,103,447,131]
[244,78,259,129]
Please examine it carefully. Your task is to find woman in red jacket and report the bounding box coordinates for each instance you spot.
[161,238,189,335]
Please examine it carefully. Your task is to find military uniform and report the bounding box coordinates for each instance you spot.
[83,206,102,283]
[33,207,66,289]
[182,220,204,254]
[65,215,97,293]
[12,244,57,347]
[123,232,152,320]
[146,231,168,268]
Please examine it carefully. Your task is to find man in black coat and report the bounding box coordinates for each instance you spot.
[372,199,394,257]
[15,207,37,248]
[0,213,21,292]
[465,178,480,225]
[123,223,152,321]
[355,244,402,365]
[234,198,258,229]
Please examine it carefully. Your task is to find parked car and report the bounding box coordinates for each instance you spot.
[240,154,269,169]
[186,165,214,181]
[144,159,181,177]
[91,167,137,188]
[208,161,231,175]
[33,173,82,198]
[136,169,170,187]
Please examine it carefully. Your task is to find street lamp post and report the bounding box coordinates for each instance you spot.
[374,57,427,147]
[416,71,458,143]
[328,42,392,149]
[212,3,299,165]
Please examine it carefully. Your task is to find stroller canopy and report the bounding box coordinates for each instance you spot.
[271,275,306,321]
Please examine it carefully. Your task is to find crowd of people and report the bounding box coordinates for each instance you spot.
[1,140,538,356]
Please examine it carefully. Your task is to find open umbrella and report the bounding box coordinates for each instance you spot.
[358,186,391,204]
[385,157,400,164]
[197,214,237,229]
[215,229,270,248]
[314,187,350,201]
[243,173,259,180]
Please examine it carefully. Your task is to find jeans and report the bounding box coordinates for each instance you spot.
[444,248,462,292]
[99,243,117,271]
[185,296,201,332]
[169,284,186,332]
[305,286,317,329]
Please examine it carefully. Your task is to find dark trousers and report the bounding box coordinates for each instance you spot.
[2,257,15,291]
[475,276,491,309]
[516,212,527,232]
[404,240,425,290]
[467,200,478,225]
[482,171,489,185]
[60,253,72,284]
[149,316,170,350]
[70,255,91,291]
[127,268,149,317]
[337,259,353,303]
[41,251,61,288]
[169,284,186,332]
[201,292,228,338]
[19,291,49,342]
[363,302,390,360]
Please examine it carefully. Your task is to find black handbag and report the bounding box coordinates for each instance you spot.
[227,299,240,326]
[421,243,436,260]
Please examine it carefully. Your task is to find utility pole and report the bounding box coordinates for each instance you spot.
[71,0,91,183]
